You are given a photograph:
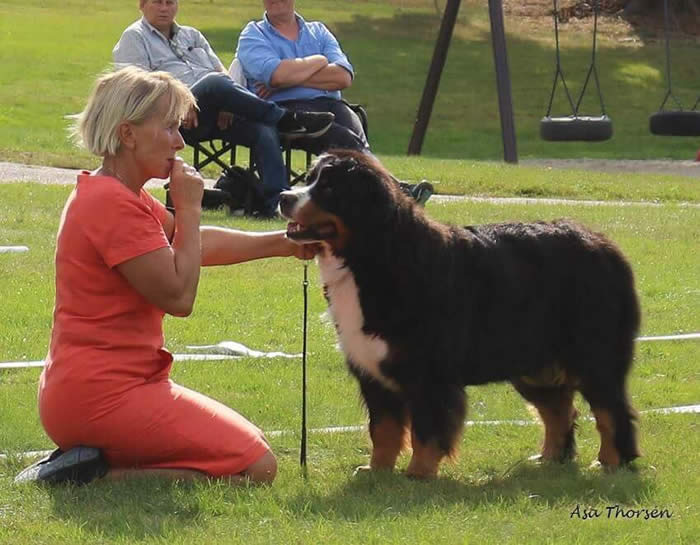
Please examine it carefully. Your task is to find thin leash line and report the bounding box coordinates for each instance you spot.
[300,261,309,472]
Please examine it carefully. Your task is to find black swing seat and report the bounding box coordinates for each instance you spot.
[649,111,700,137]
[540,115,613,142]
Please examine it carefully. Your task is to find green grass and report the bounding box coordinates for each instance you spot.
[0,0,699,170]
[1,181,698,544]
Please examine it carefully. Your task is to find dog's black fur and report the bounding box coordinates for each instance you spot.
[280,150,641,477]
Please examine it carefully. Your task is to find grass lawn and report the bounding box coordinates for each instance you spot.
[1,177,698,544]
[1,0,699,170]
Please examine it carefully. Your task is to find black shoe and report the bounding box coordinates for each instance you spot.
[411,180,434,206]
[277,111,334,140]
[14,446,108,485]
[397,180,434,206]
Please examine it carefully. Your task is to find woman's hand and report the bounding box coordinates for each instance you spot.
[168,158,204,213]
[287,239,322,261]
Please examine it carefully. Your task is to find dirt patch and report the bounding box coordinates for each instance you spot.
[501,0,699,42]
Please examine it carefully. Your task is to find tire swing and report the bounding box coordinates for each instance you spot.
[540,0,612,142]
[649,0,700,137]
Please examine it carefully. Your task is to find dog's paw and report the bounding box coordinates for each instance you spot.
[404,470,437,480]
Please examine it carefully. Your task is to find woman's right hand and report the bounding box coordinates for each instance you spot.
[168,158,204,213]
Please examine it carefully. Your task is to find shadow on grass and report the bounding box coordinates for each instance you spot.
[32,460,652,537]
[44,478,203,540]
[284,461,653,521]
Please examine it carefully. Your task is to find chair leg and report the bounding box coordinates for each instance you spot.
[193,146,200,171]
[285,146,292,186]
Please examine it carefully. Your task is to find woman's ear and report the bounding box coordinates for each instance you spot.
[117,122,137,150]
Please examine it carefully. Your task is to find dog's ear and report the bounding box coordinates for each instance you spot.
[317,155,397,229]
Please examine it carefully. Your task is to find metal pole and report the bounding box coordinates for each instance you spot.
[488,0,518,163]
[407,0,461,155]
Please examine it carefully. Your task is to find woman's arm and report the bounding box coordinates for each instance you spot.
[116,160,203,317]
[201,228,315,266]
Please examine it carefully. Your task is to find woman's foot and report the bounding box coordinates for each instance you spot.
[14,446,108,485]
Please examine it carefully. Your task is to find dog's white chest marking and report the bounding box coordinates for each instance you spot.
[318,255,397,391]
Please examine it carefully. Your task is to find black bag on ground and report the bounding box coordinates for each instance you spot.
[165,166,264,215]
[214,166,265,214]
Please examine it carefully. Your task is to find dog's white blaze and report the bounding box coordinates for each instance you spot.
[318,254,397,391]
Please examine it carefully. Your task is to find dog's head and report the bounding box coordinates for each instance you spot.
[280,150,406,253]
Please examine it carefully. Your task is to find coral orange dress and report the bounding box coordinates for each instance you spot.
[39,173,269,476]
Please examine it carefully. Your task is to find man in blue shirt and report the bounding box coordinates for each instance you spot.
[237,0,365,156]
[113,0,335,217]
[237,0,433,204]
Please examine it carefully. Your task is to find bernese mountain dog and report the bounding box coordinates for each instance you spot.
[280,149,641,479]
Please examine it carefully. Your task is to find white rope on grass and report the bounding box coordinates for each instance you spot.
[2,332,697,370]
[1,404,698,462]
[637,333,700,342]
[0,354,232,369]
[0,246,29,254]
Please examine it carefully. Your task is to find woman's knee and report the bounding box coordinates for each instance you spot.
[243,450,277,484]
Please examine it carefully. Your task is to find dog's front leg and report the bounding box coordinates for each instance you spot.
[405,384,466,479]
[356,376,408,473]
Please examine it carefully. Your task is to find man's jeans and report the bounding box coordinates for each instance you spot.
[181,72,288,212]
[279,97,369,155]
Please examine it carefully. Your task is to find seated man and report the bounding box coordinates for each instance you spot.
[236,0,433,204]
[113,0,334,217]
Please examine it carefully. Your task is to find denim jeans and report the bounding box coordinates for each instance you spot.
[181,72,288,212]
[279,97,370,155]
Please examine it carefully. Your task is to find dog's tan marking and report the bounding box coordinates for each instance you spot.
[592,408,621,468]
[318,254,398,391]
[405,432,444,479]
[369,417,408,470]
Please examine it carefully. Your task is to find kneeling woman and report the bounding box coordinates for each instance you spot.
[28,67,313,485]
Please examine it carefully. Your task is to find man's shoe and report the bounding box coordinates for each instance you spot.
[14,446,108,485]
[411,180,434,206]
[396,180,434,206]
[277,111,334,139]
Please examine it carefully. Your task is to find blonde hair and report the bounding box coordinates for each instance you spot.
[70,66,196,156]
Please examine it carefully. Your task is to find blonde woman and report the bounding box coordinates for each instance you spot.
[17,67,314,485]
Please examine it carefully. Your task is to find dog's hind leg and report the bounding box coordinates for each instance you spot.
[580,382,640,469]
[357,377,409,472]
[405,384,466,479]
[512,380,578,462]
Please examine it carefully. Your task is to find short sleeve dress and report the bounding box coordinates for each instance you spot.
[38,173,269,476]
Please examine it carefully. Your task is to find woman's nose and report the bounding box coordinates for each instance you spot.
[173,130,185,151]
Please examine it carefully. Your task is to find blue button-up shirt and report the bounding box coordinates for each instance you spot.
[113,17,224,88]
[236,13,354,103]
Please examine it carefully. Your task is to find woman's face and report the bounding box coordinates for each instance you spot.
[130,95,185,180]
